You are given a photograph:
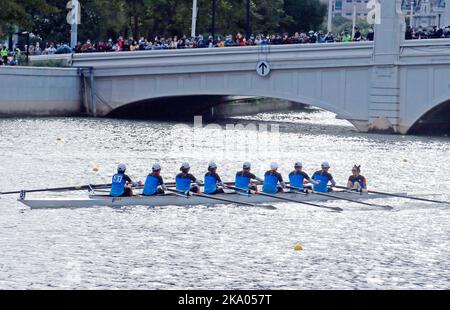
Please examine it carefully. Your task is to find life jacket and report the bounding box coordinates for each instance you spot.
[263,173,279,194]
[110,173,126,197]
[204,173,218,194]
[289,172,305,190]
[235,174,251,191]
[313,172,330,193]
[143,174,160,196]
[176,175,192,191]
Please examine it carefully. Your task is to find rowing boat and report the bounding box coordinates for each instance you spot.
[18,190,401,210]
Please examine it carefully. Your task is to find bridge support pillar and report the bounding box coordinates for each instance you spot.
[368,0,405,133]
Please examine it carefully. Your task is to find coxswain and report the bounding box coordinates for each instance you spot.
[176,162,201,193]
[235,162,263,192]
[110,164,140,197]
[262,162,286,194]
[142,163,167,196]
[347,165,367,192]
[288,162,318,192]
[311,162,336,193]
[204,162,225,195]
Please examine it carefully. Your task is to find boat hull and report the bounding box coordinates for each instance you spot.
[18,191,399,210]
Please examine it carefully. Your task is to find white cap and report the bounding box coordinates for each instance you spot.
[243,162,251,169]
[208,162,217,169]
[152,163,161,171]
[294,161,302,168]
[321,162,330,168]
[181,162,190,170]
[270,162,278,170]
[117,163,126,172]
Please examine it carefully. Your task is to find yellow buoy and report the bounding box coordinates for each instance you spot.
[294,245,303,251]
[92,166,99,172]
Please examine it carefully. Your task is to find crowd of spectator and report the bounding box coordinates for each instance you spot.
[405,25,450,40]
[1,25,450,65]
[39,28,373,55]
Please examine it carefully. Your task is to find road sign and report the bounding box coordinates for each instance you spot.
[256,61,271,77]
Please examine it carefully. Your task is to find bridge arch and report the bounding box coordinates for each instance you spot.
[104,89,355,123]
[407,98,450,135]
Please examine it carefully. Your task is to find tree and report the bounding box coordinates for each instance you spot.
[0,0,55,39]
[281,0,327,33]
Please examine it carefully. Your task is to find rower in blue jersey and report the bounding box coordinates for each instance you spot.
[262,162,286,194]
[204,162,225,195]
[110,164,140,197]
[235,162,263,192]
[176,162,202,193]
[142,163,167,196]
[311,162,336,193]
[288,162,318,192]
[347,165,367,192]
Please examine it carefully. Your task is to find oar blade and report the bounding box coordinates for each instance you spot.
[258,204,277,210]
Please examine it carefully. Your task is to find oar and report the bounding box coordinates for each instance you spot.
[335,185,450,205]
[0,183,113,195]
[225,185,342,212]
[287,185,393,210]
[165,188,276,210]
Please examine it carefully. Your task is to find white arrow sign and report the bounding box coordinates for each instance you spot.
[256,61,271,77]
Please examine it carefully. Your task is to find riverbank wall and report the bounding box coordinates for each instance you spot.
[0,66,82,116]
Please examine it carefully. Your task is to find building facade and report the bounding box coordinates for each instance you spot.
[322,0,449,28]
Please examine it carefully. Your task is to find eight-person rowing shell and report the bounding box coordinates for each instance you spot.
[110,161,364,197]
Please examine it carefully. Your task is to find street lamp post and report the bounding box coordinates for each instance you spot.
[70,0,79,49]
[191,0,198,38]
[246,0,251,39]
[21,32,30,65]
[327,0,334,33]
[352,3,357,39]
[212,0,217,40]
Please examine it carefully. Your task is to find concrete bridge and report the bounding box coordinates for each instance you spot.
[2,0,450,134]
[68,0,450,134]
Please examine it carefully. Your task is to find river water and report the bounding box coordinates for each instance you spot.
[0,108,449,289]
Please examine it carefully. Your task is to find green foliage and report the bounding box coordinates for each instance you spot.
[323,15,373,36]
[282,0,327,33]
[1,0,327,43]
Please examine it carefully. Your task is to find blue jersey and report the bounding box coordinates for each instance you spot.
[204,172,221,194]
[263,171,283,194]
[110,173,127,197]
[176,173,196,191]
[143,173,164,196]
[289,171,310,190]
[312,171,333,193]
[235,171,256,191]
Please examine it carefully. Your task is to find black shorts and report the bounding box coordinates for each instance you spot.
[190,186,200,193]
[205,188,225,195]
